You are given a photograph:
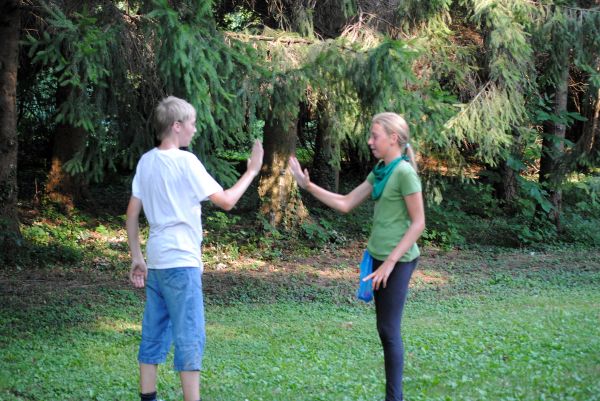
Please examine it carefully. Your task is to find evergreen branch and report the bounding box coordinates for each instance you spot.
[450,81,493,121]
[224,31,363,53]
[224,32,315,45]
[543,4,600,15]
[524,1,600,16]
[561,6,600,14]
[345,11,402,33]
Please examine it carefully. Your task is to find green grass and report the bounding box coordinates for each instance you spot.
[5,142,600,401]
[1,247,599,401]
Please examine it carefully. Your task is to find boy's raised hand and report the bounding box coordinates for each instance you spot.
[289,156,310,189]
[247,139,264,176]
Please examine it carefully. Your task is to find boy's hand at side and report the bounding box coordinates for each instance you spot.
[289,156,310,189]
[129,259,147,288]
[247,139,264,176]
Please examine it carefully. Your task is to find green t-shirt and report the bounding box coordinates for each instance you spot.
[366,160,422,262]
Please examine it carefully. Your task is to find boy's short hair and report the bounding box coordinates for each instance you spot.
[154,96,196,140]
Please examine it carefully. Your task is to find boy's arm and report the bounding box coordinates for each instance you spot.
[210,140,264,211]
[126,196,147,288]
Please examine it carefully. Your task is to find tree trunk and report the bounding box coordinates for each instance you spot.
[487,131,521,210]
[501,162,518,203]
[258,105,308,230]
[539,61,569,230]
[45,85,88,211]
[0,0,22,249]
[311,97,339,192]
[578,62,600,159]
[498,128,525,210]
[559,57,600,169]
[495,160,518,207]
[42,0,93,212]
[588,87,600,157]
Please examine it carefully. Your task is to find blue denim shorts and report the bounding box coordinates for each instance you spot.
[138,267,205,371]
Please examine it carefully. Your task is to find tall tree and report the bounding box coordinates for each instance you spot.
[560,12,600,169]
[539,54,569,229]
[311,95,340,192]
[0,0,22,247]
[536,5,600,228]
[581,77,600,160]
[44,85,88,210]
[26,1,123,208]
[148,0,266,184]
[258,80,309,229]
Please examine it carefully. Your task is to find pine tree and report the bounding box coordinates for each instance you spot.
[24,0,152,208]
[0,0,22,253]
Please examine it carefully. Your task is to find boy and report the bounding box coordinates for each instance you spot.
[126,96,263,401]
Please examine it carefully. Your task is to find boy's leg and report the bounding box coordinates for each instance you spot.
[161,267,206,400]
[138,270,173,396]
[180,371,200,401]
[140,363,158,394]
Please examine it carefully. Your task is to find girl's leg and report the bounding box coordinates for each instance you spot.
[373,258,418,401]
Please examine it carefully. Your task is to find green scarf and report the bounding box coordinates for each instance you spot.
[371,155,409,200]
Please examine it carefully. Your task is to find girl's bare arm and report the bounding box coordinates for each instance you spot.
[289,156,372,213]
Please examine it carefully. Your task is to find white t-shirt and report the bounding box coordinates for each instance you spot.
[132,148,223,270]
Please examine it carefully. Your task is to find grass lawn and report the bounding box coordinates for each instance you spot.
[1,247,599,401]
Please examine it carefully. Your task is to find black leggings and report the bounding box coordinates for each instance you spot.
[373,257,418,401]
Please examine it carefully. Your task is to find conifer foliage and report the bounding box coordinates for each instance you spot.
[3,0,600,237]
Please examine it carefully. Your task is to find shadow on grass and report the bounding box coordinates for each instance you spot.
[2,246,599,341]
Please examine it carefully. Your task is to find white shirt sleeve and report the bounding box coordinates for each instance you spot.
[131,161,142,200]
[186,155,223,202]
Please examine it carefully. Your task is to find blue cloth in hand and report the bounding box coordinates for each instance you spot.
[357,250,374,302]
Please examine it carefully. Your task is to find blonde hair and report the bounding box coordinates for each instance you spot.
[371,112,417,171]
[154,96,196,140]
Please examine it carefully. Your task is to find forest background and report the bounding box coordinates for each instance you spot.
[0,0,599,400]
[1,0,600,251]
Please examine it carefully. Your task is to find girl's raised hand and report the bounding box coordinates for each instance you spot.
[289,156,310,189]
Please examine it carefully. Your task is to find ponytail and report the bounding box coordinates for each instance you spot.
[405,143,417,172]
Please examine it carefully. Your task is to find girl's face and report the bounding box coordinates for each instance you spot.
[368,123,398,160]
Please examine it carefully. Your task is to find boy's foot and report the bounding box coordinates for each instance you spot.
[140,392,162,401]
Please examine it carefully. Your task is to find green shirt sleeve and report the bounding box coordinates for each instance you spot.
[367,171,375,185]
[397,164,421,196]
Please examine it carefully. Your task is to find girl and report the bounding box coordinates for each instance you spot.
[289,112,425,401]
